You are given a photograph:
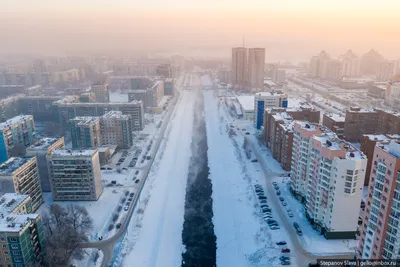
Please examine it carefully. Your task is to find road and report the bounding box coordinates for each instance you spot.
[78,87,181,267]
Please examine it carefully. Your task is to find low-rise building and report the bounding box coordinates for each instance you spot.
[26,137,65,192]
[358,140,400,259]
[0,193,33,215]
[0,157,43,211]
[0,115,37,164]
[323,113,345,139]
[47,149,103,201]
[69,117,102,148]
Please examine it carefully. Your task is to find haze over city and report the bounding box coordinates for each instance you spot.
[1,0,400,60]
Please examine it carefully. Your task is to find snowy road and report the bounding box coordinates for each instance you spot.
[121,89,196,267]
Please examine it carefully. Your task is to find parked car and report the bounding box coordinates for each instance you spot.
[245,132,250,135]
[116,223,122,229]
[286,208,291,212]
[270,225,280,230]
[124,206,129,211]
[251,159,258,163]
[281,260,291,265]
[272,181,277,185]
[282,201,287,206]
[135,179,140,183]
[258,196,267,200]
[276,241,287,246]
[276,190,281,195]
[135,170,139,175]
[296,229,303,236]
[281,248,291,253]
[279,197,284,201]
[129,193,134,197]
[259,199,267,204]
[288,212,293,218]
[293,222,299,228]
[242,128,246,131]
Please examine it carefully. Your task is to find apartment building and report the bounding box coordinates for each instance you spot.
[101,111,133,149]
[323,113,345,139]
[69,117,102,148]
[231,47,248,90]
[91,82,110,103]
[358,140,400,259]
[0,115,36,164]
[254,91,288,129]
[26,137,65,192]
[145,80,164,108]
[0,157,43,211]
[164,79,174,96]
[273,117,294,171]
[248,48,265,90]
[376,60,394,82]
[18,96,62,122]
[291,122,367,238]
[309,50,331,78]
[56,101,144,130]
[47,149,103,201]
[339,50,360,78]
[0,95,21,123]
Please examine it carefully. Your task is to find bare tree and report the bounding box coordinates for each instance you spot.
[42,204,93,266]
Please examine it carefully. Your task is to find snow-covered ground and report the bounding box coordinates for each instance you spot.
[204,90,294,267]
[117,90,196,267]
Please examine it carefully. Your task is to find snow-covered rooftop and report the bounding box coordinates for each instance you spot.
[0,213,39,232]
[0,115,33,130]
[324,113,346,122]
[0,157,34,176]
[255,91,286,97]
[27,137,62,150]
[0,193,30,214]
[314,134,366,160]
[53,95,79,105]
[0,94,24,104]
[236,95,254,111]
[50,149,97,157]
[70,116,100,126]
[102,111,129,120]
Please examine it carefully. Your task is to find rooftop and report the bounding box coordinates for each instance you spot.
[0,157,34,176]
[27,137,63,150]
[53,95,79,105]
[102,111,130,120]
[56,100,142,107]
[0,194,30,214]
[0,94,24,104]
[236,95,254,111]
[50,149,97,157]
[313,133,366,160]
[70,116,100,126]
[0,115,33,131]
[324,113,346,122]
[295,121,320,131]
[255,91,287,98]
[0,214,39,233]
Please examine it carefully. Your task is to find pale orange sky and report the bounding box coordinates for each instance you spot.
[0,0,399,60]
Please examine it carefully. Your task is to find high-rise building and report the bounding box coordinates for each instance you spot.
[376,60,395,82]
[69,117,102,148]
[26,137,65,192]
[321,59,341,80]
[0,115,36,164]
[91,82,110,103]
[18,96,62,122]
[0,157,43,211]
[248,48,265,90]
[163,79,174,96]
[360,49,384,75]
[231,47,247,90]
[360,134,400,186]
[309,50,331,78]
[47,149,103,201]
[101,111,133,149]
[291,124,367,239]
[254,91,288,129]
[358,140,400,259]
[340,50,361,78]
[322,113,346,139]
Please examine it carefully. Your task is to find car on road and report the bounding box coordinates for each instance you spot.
[135,170,139,175]
[281,248,291,253]
[276,190,281,195]
[282,201,287,206]
[135,179,140,183]
[251,159,258,163]
[279,197,284,201]
[277,241,287,246]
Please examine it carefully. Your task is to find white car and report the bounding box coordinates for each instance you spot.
[286,208,291,212]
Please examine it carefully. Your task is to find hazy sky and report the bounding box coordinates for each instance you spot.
[1,0,399,60]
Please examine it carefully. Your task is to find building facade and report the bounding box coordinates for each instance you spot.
[163,79,174,96]
[358,141,400,259]
[254,91,288,129]
[91,82,110,103]
[291,124,366,239]
[69,117,102,149]
[248,48,265,90]
[26,137,65,192]
[231,47,247,90]
[376,60,394,82]
[0,157,43,212]
[100,111,133,149]
[322,113,345,139]
[47,149,103,201]
[0,115,36,164]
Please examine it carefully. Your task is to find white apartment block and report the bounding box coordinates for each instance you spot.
[101,111,133,149]
[0,157,43,212]
[254,91,288,129]
[47,149,103,201]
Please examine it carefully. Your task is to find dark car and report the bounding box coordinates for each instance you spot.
[245,132,250,135]
[135,179,140,184]
[276,241,287,246]
[116,223,122,229]
[130,192,135,197]
[242,128,246,131]
[280,256,289,261]
[276,190,281,195]
[281,248,291,253]
[279,197,284,201]
[251,159,258,162]
[293,222,299,229]
[135,170,139,175]
[258,196,267,200]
